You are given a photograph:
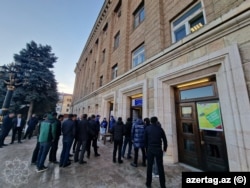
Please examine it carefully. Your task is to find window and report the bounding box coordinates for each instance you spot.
[102,49,106,63]
[132,44,145,68]
[100,75,103,87]
[172,2,205,43]
[114,0,122,17]
[114,31,120,50]
[112,64,118,79]
[133,1,145,28]
[103,22,108,37]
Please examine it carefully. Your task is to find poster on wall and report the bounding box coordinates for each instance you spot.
[196,101,223,131]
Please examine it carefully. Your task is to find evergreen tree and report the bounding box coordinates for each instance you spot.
[11,41,59,119]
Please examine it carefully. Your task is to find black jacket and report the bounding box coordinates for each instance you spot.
[89,119,99,136]
[124,120,132,138]
[77,118,89,141]
[111,120,124,141]
[12,117,26,129]
[62,119,75,140]
[144,123,168,151]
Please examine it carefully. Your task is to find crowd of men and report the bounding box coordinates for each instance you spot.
[0,111,168,188]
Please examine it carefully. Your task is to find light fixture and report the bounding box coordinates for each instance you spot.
[131,93,143,99]
[177,78,209,88]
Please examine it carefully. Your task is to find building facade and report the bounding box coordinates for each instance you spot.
[56,93,72,115]
[72,0,250,171]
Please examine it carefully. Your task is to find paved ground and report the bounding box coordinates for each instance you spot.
[0,136,192,188]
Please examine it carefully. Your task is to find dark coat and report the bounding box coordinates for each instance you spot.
[144,123,168,151]
[12,117,26,129]
[89,119,99,136]
[61,119,75,141]
[27,117,38,131]
[124,120,132,138]
[111,120,124,141]
[77,118,89,141]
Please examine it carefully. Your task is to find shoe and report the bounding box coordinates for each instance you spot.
[53,161,59,164]
[127,156,132,159]
[79,161,87,164]
[10,142,14,144]
[118,160,123,164]
[142,163,147,167]
[3,144,8,146]
[74,160,79,163]
[69,154,73,157]
[145,183,151,188]
[94,153,100,157]
[130,162,137,167]
[37,166,48,173]
[18,141,22,143]
[113,159,116,163]
[87,155,90,159]
[31,162,36,165]
[63,162,71,168]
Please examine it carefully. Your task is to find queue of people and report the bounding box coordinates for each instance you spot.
[0,111,168,188]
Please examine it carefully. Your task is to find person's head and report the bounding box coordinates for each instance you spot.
[58,114,64,121]
[96,114,100,119]
[118,117,122,122]
[127,117,132,122]
[52,112,58,118]
[68,114,74,120]
[32,114,36,118]
[150,116,158,124]
[82,114,88,119]
[17,114,22,118]
[91,114,96,119]
[9,111,15,118]
[103,117,107,121]
[144,117,150,125]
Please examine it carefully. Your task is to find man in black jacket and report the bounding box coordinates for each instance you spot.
[86,114,100,158]
[122,117,132,159]
[11,113,26,144]
[111,117,124,163]
[144,116,167,188]
[74,114,89,164]
[23,114,38,139]
[60,114,75,167]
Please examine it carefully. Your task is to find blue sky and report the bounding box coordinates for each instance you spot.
[0,0,104,94]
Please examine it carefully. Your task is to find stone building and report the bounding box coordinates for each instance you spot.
[72,0,250,171]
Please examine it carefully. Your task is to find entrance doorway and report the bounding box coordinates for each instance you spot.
[130,97,142,122]
[175,79,229,171]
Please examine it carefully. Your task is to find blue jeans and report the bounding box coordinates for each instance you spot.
[60,138,73,166]
[37,142,51,169]
[122,137,132,158]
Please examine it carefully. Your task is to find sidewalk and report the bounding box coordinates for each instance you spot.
[0,136,191,188]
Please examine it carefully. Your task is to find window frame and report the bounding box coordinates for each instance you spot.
[132,44,145,68]
[133,1,145,28]
[171,2,206,43]
[114,31,120,50]
[111,64,118,80]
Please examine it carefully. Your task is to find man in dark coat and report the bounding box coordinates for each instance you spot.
[0,111,15,147]
[144,116,168,188]
[60,114,75,167]
[122,117,133,159]
[49,113,63,163]
[23,114,38,139]
[111,117,124,163]
[74,114,89,164]
[11,113,26,144]
[86,114,100,158]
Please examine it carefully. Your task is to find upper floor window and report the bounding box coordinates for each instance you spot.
[114,0,122,17]
[112,64,118,80]
[102,49,106,63]
[172,2,205,43]
[100,75,103,87]
[133,1,145,28]
[132,44,145,68]
[114,31,120,50]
